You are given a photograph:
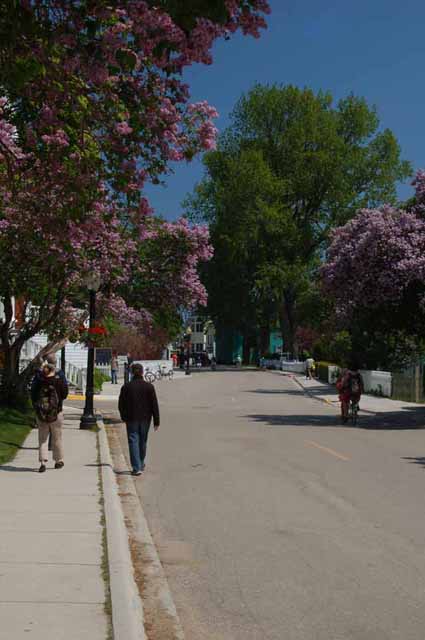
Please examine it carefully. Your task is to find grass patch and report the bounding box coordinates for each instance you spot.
[96,432,113,640]
[0,407,33,465]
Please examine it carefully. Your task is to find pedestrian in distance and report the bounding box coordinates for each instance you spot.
[305,355,315,380]
[31,361,68,473]
[118,363,160,476]
[111,351,119,384]
[336,360,364,424]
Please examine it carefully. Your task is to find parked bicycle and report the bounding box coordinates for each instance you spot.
[144,369,156,384]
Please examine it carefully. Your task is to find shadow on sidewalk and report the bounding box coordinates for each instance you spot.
[84,462,131,475]
[245,410,425,430]
[0,464,36,472]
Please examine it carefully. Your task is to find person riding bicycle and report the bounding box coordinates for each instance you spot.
[336,360,364,424]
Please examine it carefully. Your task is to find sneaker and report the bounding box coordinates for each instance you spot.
[55,461,64,469]
[131,470,142,476]
[39,464,47,473]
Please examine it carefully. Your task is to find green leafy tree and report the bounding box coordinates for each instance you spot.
[187,85,411,356]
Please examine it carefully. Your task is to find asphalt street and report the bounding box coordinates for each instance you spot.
[100,370,425,640]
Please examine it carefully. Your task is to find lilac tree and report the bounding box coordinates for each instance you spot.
[0,1,270,404]
[321,170,425,367]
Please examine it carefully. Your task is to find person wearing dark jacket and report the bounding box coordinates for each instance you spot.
[31,362,68,473]
[118,363,160,476]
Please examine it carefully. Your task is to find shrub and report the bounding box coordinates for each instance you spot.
[94,370,110,394]
[316,361,339,383]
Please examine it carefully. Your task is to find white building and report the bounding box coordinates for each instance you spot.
[188,315,215,356]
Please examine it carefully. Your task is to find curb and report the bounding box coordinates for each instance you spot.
[98,419,147,640]
[109,429,185,640]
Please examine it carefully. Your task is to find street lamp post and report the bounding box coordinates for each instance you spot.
[80,274,101,430]
[185,327,192,376]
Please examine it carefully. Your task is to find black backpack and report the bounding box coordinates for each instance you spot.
[36,380,60,423]
[349,373,362,395]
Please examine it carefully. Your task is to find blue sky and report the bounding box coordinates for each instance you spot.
[145,0,425,220]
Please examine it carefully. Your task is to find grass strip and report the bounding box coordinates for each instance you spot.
[0,407,33,465]
[96,431,113,640]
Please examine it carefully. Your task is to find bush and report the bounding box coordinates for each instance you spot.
[94,370,110,394]
[316,361,339,383]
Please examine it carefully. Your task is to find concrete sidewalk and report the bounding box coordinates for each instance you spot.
[0,409,109,640]
[290,373,425,414]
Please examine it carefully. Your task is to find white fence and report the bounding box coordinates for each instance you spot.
[319,365,392,398]
[360,370,392,398]
[263,356,393,398]
[133,359,173,374]
[65,362,86,391]
[262,358,305,374]
[280,360,305,374]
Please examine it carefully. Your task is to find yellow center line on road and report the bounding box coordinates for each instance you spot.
[305,440,350,462]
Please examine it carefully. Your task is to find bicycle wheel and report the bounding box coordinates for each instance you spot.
[145,371,155,383]
[352,402,358,426]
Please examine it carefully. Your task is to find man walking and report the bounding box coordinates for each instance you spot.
[118,363,160,476]
[111,351,119,384]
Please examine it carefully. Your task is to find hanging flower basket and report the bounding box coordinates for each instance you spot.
[79,323,108,348]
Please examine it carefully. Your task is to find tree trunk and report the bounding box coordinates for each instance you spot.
[279,290,298,359]
[0,339,28,408]
[257,325,270,357]
[0,336,66,409]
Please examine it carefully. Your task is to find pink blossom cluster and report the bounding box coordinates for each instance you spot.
[0,99,25,161]
[0,1,267,343]
[321,201,425,320]
[3,1,269,199]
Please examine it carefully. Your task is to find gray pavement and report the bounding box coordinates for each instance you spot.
[104,369,425,640]
[0,409,109,640]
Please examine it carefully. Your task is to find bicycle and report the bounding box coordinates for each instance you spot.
[144,369,156,384]
[349,398,359,426]
[157,364,173,380]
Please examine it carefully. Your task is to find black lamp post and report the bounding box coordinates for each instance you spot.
[60,346,66,373]
[185,327,192,376]
[80,274,101,430]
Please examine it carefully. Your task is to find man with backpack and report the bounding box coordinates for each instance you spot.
[31,361,68,473]
[337,360,364,424]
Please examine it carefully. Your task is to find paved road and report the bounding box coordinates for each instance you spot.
[106,370,425,640]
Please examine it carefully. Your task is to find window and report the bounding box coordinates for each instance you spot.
[195,343,203,352]
[195,321,204,333]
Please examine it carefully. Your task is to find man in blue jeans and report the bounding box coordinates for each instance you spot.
[118,363,160,476]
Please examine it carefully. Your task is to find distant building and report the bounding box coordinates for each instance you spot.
[188,314,216,356]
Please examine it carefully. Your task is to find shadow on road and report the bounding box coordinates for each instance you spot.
[245,411,425,430]
[245,388,304,396]
[401,457,425,468]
